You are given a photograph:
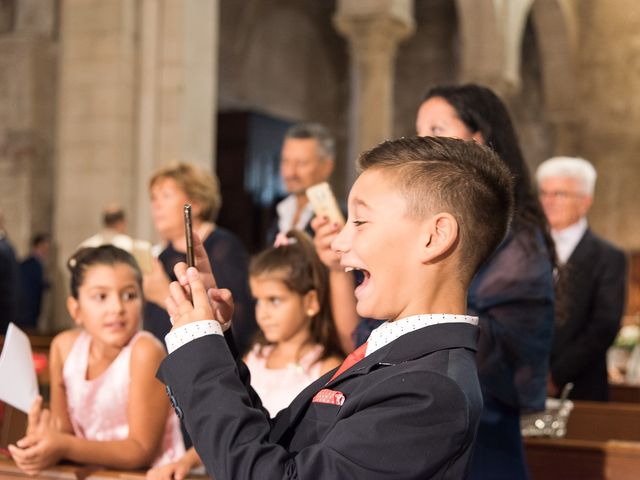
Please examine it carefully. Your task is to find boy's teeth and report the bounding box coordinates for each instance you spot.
[344,267,354,273]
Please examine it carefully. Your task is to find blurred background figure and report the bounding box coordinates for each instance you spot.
[80,204,128,245]
[80,204,153,273]
[145,162,256,355]
[266,123,336,246]
[17,233,51,331]
[537,156,627,401]
[0,207,19,334]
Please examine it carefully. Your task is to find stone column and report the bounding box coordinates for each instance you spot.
[135,0,219,242]
[0,0,56,257]
[455,0,533,97]
[334,0,415,185]
[52,0,139,329]
[0,1,57,332]
[53,0,220,329]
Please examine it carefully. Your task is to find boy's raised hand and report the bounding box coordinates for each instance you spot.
[167,265,234,330]
[173,232,216,291]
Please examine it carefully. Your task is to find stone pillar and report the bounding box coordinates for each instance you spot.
[0,0,56,256]
[455,0,533,96]
[53,0,220,329]
[334,0,415,185]
[52,0,139,329]
[135,0,219,242]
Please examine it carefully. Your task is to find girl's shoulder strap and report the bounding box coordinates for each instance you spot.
[61,329,90,381]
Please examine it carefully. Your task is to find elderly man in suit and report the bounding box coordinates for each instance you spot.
[536,156,627,401]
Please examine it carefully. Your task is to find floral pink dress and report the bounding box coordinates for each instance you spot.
[62,330,184,467]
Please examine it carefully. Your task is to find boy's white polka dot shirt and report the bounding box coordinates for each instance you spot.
[364,314,478,357]
[165,314,477,355]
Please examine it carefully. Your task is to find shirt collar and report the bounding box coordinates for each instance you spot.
[551,217,588,264]
[276,194,315,234]
[365,314,478,357]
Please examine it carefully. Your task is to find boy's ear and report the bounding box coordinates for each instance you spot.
[303,289,320,317]
[421,212,459,263]
[66,296,82,326]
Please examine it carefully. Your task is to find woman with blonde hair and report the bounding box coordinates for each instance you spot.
[144,162,256,354]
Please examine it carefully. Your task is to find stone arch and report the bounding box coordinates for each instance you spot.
[454,0,534,94]
[453,0,578,152]
[454,0,503,87]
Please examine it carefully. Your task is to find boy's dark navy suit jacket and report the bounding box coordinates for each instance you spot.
[158,322,483,479]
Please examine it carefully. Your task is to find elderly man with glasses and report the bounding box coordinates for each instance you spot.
[536,156,627,401]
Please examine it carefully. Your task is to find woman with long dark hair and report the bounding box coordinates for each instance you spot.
[416,84,556,479]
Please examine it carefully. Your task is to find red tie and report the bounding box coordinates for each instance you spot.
[329,342,368,382]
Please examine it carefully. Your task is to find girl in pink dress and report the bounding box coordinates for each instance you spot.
[9,246,184,474]
[147,230,343,480]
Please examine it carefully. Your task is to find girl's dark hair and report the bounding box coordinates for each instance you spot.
[422,84,556,265]
[249,230,343,361]
[67,245,143,299]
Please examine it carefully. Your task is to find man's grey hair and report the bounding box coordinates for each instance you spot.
[536,156,598,196]
[284,122,335,160]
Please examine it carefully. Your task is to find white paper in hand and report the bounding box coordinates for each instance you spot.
[0,323,39,413]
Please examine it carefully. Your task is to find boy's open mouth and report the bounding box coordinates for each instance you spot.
[345,267,371,295]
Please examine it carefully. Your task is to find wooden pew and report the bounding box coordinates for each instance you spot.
[525,401,640,480]
[610,383,640,404]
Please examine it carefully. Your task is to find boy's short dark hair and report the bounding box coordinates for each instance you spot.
[358,136,514,281]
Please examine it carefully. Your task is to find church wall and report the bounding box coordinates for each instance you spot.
[217,0,350,195]
[572,0,640,250]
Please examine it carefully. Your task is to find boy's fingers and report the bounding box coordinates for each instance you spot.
[192,232,211,273]
[174,262,188,286]
[166,296,179,318]
[208,288,234,309]
[169,281,193,318]
[208,288,234,325]
[187,268,212,315]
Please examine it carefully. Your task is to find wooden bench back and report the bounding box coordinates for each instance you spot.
[566,400,640,442]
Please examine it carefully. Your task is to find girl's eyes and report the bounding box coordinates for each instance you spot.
[90,291,139,302]
[267,297,282,306]
[256,297,282,307]
[122,291,139,301]
[352,220,367,227]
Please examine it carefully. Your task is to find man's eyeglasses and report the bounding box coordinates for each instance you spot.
[538,189,584,200]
